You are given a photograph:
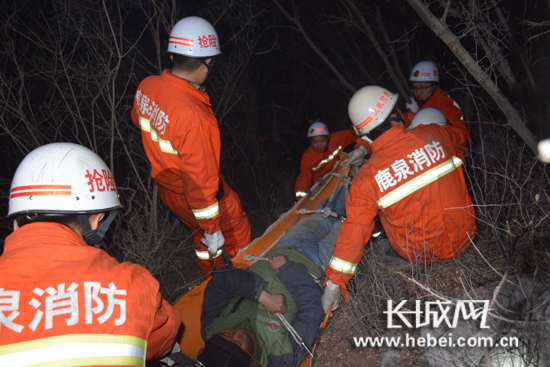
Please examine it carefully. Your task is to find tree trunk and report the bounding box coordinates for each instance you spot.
[406,0,538,153]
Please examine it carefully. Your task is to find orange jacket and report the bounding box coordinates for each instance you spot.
[131,70,222,235]
[403,86,463,126]
[354,135,374,153]
[295,126,356,197]
[0,223,181,364]
[326,124,476,298]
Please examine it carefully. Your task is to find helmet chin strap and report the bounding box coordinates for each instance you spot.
[78,211,117,246]
[386,108,405,126]
[198,58,216,83]
[198,57,215,72]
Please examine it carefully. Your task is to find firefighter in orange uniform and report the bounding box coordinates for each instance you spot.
[402,61,463,127]
[131,16,251,278]
[0,143,181,364]
[295,122,357,200]
[353,132,375,153]
[322,86,476,311]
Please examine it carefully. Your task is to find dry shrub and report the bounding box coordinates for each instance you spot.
[108,203,203,304]
[315,123,550,366]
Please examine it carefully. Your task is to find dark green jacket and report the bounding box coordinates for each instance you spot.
[201,246,324,366]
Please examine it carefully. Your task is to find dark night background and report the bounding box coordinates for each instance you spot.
[1,1,550,364]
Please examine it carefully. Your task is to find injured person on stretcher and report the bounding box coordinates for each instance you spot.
[194,187,347,367]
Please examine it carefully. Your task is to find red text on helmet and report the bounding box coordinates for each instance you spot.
[85,169,116,193]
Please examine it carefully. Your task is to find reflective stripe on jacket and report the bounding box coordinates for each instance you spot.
[0,334,146,367]
[326,124,476,298]
[0,223,181,363]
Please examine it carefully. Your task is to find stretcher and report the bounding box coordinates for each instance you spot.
[172,152,350,366]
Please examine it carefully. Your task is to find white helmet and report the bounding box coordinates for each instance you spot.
[307,122,329,137]
[348,86,399,135]
[409,61,440,82]
[8,143,122,244]
[538,139,550,163]
[408,107,448,130]
[168,16,221,58]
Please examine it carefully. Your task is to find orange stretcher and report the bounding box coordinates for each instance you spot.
[172,152,349,366]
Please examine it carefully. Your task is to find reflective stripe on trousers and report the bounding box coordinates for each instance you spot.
[0,334,147,367]
[196,249,222,260]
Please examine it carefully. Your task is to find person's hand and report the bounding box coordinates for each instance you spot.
[321,279,341,312]
[268,255,287,270]
[201,230,225,255]
[259,291,287,314]
[405,99,419,113]
[348,145,367,166]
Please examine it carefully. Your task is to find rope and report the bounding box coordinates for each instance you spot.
[295,207,343,220]
[327,158,350,206]
[243,254,269,261]
[309,170,336,201]
[275,313,314,358]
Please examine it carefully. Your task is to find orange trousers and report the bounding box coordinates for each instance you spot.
[157,183,251,278]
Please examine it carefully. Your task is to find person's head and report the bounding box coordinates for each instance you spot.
[171,54,209,74]
[409,61,439,104]
[196,330,255,367]
[307,122,330,153]
[348,85,401,141]
[365,105,405,141]
[7,143,122,245]
[168,16,221,83]
[407,107,448,130]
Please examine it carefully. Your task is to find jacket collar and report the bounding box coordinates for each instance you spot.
[4,222,87,253]
[371,125,406,152]
[426,86,443,103]
[165,69,206,92]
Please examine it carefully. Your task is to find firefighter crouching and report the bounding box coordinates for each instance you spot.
[131,16,251,278]
[295,122,357,200]
[402,61,464,128]
[0,143,181,364]
[322,86,477,311]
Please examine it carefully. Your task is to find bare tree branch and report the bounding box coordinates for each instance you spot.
[374,6,410,100]
[406,0,538,153]
[272,0,356,93]
[343,0,412,102]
